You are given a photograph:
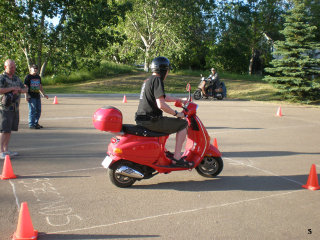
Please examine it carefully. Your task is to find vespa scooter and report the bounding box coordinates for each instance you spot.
[93,100,223,188]
[193,75,226,100]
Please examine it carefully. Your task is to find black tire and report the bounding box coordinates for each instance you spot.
[193,90,202,100]
[216,94,223,100]
[196,156,223,178]
[108,161,137,188]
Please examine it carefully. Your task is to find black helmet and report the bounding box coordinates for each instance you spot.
[150,57,171,73]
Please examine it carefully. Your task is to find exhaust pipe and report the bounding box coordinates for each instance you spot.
[115,166,144,179]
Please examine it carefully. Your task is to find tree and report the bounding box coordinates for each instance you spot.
[264,0,320,102]
[305,0,320,41]
[207,0,288,74]
[0,0,130,76]
[207,0,252,73]
[247,0,290,75]
[111,0,215,71]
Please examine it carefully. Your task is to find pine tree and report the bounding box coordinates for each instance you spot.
[264,0,320,102]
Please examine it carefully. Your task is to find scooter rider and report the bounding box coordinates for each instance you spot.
[200,67,221,98]
[208,68,221,89]
[135,56,193,168]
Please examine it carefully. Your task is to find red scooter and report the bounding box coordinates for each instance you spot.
[93,100,223,188]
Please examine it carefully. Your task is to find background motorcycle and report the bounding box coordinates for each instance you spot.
[93,101,223,188]
[193,75,226,100]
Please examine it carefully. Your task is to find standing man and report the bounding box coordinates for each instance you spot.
[135,56,193,168]
[24,64,48,129]
[0,59,28,159]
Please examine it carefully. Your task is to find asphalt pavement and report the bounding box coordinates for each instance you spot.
[1,94,319,240]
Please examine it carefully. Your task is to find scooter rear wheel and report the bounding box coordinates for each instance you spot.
[196,156,223,178]
[109,161,137,188]
[193,90,202,100]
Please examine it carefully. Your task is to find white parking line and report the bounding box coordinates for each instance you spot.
[9,180,20,210]
[239,108,320,125]
[224,157,304,185]
[9,167,103,212]
[17,142,105,152]
[44,190,300,235]
[22,167,103,176]
[208,124,319,135]
[20,117,92,122]
[25,156,303,235]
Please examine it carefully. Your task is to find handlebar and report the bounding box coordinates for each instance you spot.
[174,100,198,117]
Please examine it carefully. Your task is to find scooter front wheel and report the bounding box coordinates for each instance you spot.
[193,90,202,100]
[196,156,223,178]
[108,161,137,188]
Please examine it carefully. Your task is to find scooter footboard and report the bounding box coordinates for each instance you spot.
[184,150,201,165]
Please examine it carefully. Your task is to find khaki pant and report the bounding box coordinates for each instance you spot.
[199,81,207,95]
[198,81,206,89]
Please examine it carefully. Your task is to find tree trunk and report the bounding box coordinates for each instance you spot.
[40,49,52,77]
[22,47,32,71]
[37,11,45,68]
[40,60,47,78]
[248,47,255,75]
[40,50,52,78]
[144,46,150,72]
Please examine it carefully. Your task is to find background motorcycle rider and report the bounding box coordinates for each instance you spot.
[199,67,221,98]
[135,56,193,168]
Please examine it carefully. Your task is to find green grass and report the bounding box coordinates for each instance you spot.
[167,70,279,101]
[42,61,139,85]
[45,72,147,94]
[44,68,282,103]
[173,69,264,81]
[39,59,296,103]
[40,64,320,105]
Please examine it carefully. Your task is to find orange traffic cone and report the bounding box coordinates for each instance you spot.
[213,138,219,149]
[123,95,127,103]
[276,106,282,117]
[1,155,16,180]
[302,164,320,191]
[12,202,38,240]
[53,96,58,104]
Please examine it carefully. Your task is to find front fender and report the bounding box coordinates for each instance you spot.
[205,144,222,157]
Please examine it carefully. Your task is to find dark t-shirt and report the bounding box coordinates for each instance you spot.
[136,75,166,117]
[208,73,221,88]
[24,74,42,99]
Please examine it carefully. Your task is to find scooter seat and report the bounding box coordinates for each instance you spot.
[122,124,169,137]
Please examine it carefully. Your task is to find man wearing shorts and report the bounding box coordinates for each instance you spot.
[0,59,28,159]
[135,56,193,168]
